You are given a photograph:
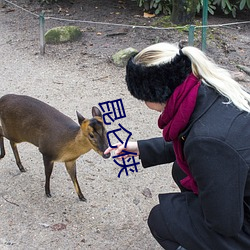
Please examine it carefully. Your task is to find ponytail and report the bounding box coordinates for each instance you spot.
[182,46,250,112]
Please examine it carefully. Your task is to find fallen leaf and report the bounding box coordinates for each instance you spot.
[51,223,67,231]
[143,12,155,18]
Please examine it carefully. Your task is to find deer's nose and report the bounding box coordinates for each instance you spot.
[103,152,111,159]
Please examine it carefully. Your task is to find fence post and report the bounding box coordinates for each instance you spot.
[0,0,5,8]
[202,0,208,51]
[39,11,45,55]
[188,25,195,46]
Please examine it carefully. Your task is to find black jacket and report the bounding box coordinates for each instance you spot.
[138,84,250,249]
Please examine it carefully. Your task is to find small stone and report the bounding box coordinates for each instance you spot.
[45,26,82,44]
[231,71,247,82]
[112,47,138,67]
[39,223,50,228]
[133,197,140,205]
[142,187,152,198]
[236,65,250,76]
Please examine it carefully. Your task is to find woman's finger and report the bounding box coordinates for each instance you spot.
[104,143,123,155]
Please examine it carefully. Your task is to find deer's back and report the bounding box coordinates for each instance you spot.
[0,94,79,147]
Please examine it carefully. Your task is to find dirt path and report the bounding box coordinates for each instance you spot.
[0,1,249,249]
[0,3,176,250]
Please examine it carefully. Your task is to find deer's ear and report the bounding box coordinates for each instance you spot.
[76,111,85,125]
[92,106,102,118]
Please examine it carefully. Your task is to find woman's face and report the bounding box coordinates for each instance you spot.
[145,102,166,112]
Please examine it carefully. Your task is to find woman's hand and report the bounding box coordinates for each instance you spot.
[104,142,139,160]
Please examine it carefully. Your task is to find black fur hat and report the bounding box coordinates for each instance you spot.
[125,52,192,103]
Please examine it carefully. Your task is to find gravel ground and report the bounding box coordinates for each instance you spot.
[0,1,249,249]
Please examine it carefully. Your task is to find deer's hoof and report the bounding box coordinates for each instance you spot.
[79,196,87,202]
[46,193,52,198]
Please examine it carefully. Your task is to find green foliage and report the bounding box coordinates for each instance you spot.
[135,0,172,15]
[197,0,216,15]
[239,0,250,9]
[213,0,237,17]
[135,0,250,18]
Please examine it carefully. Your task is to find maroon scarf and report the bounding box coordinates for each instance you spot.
[158,73,201,194]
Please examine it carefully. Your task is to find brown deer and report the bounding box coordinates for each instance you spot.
[0,94,110,201]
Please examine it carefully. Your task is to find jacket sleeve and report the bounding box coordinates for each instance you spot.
[137,137,176,168]
[185,136,249,237]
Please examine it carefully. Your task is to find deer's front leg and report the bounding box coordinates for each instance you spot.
[65,160,86,202]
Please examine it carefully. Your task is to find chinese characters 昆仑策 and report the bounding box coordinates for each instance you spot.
[98,99,140,177]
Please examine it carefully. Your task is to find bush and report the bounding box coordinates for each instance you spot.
[135,0,250,17]
[134,0,172,15]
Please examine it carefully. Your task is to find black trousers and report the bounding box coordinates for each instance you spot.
[148,162,250,250]
[148,162,188,250]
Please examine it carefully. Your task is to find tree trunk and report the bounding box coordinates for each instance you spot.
[171,0,198,25]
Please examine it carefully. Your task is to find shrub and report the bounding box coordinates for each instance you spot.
[135,0,172,15]
[135,0,250,17]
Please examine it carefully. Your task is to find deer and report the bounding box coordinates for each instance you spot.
[0,94,110,201]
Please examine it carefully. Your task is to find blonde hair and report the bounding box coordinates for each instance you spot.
[134,42,250,113]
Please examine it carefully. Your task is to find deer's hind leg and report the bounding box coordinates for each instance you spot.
[0,126,5,159]
[65,161,86,202]
[10,141,26,172]
[43,155,54,198]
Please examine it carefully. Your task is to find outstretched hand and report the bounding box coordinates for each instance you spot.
[104,142,139,160]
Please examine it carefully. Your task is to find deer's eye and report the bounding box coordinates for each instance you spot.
[89,133,94,139]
